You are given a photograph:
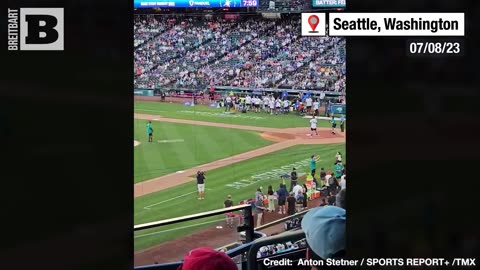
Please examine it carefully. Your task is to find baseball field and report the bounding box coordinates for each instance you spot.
[134,101,335,128]
[134,100,346,254]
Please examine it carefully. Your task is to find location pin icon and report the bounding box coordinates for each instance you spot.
[308,15,320,33]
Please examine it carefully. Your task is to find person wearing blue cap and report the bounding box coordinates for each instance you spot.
[301,206,346,263]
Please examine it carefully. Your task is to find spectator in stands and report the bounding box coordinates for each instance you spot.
[327,195,336,206]
[320,167,326,181]
[224,195,234,228]
[276,183,288,215]
[302,184,308,209]
[336,189,346,209]
[290,167,298,191]
[334,162,344,179]
[292,182,303,200]
[267,185,275,212]
[255,187,263,202]
[287,192,296,216]
[179,247,237,270]
[254,199,266,227]
[319,198,327,207]
[301,206,346,265]
[339,175,346,190]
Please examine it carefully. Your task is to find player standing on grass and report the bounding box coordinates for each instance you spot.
[309,115,318,136]
[147,121,153,142]
[196,171,206,200]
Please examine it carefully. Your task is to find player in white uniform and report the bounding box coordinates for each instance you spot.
[283,99,289,114]
[309,115,318,136]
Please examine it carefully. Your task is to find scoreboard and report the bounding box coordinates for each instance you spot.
[134,0,258,8]
[312,0,346,8]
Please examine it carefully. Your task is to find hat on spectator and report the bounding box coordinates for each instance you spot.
[180,247,237,270]
[301,206,346,259]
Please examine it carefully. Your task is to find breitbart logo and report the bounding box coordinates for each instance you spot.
[7,8,64,51]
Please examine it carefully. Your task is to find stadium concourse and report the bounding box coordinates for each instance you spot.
[134,9,346,270]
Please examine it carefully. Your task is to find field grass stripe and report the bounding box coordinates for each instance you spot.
[143,188,213,210]
[134,218,225,238]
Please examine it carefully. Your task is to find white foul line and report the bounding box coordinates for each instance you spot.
[134,218,225,238]
[143,189,213,210]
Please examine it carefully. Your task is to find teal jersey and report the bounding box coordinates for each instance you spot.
[147,123,153,134]
[334,164,343,177]
[310,159,316,170]
[332,119,337,124]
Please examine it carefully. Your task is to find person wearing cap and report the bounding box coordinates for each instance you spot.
[178,247,237,270]
[301,206,346,266]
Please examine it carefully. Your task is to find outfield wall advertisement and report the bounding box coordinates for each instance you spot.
[134,0,258,8]
[312,0,346,8]
[134,89,154,96]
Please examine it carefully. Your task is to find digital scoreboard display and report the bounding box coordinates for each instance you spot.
[134,0,258,8]
[312,0,346,8]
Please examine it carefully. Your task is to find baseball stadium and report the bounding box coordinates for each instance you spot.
[134,1,347,269]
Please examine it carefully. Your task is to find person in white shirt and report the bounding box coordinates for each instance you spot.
[309,115,318,136]
[305,97,313,114]
[292,183,303,200]
[283,99,289,114]
[339,175,346,190]
[254,96,261,113]
[325,172,332,187]
[269,98,275,115]
[313,99,320,116]
[245,95,252,111]
[335,152,342,163]
[263,96,270,112]
[225,96,232,112]
[275,99,281,115]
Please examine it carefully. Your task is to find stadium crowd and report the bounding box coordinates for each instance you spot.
[134,14,346,92]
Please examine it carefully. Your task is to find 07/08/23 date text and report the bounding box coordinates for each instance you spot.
[406,40,464,57]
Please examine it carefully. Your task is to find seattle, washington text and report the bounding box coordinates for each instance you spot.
[332,17,459,33]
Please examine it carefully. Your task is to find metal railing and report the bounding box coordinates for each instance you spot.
[134,204,312,270]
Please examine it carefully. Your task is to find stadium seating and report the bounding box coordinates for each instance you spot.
[134,14,346,92]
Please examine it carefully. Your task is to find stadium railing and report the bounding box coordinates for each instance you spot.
[135,205,311,270]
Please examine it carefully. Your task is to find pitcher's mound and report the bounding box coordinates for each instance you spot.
[134,140,141,147]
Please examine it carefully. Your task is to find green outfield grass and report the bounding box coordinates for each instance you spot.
[134,143,346,251]
[134,120,273,182]
[134,101,337,128]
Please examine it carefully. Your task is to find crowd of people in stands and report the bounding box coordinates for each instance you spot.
[256,239,307,258]
[258,0,311,12]
[134,14,346,92]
